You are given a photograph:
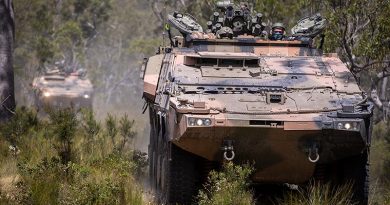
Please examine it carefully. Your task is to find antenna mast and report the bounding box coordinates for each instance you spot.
[162,0,167,47]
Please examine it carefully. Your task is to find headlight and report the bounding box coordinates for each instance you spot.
[204,119,212,126]
[188,117,212,127]
[196,119,203,126]
[335,121,360,131]
[43,92,51,97]
[83,94,90,99]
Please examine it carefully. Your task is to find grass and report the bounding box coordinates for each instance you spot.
[0,108,146,205]
[276,183,355,205]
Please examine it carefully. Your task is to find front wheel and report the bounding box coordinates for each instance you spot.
[159,143,201,205]
[340,150,369,205]
[311,150,369,205]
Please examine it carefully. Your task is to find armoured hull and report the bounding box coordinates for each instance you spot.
[32,73,93,110]
[174,114,366,184]
[143,6,373,205]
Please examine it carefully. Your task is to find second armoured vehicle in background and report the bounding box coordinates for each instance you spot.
[142,1,373,205]
[32,65,93,110]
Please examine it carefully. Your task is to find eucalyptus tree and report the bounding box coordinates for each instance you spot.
[322,0,390,120]
[0,0,15,120]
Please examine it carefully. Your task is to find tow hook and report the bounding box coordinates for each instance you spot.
[222,140,235,161]
[307,143,320,163]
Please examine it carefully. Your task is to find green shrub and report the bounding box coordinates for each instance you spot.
[18,157,66,205]
[0,107,39,145]
[80,109,101,155]
[58,154,141,205]
[198,162,255,205]
[81,109,101,139]
[49,108,78,165]
[118,114,137,152]
[105,113,118,146]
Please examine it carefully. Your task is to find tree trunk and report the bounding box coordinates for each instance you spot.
[0,0,15,120]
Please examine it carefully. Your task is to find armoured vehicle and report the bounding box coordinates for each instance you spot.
[32,68,93,110]
[142,2,373,205]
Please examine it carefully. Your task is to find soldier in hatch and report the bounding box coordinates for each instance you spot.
[269,22,286,40]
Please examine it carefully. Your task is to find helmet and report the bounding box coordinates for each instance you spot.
[270,22,285,40]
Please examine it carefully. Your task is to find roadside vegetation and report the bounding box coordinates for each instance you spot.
[0,108,146,205]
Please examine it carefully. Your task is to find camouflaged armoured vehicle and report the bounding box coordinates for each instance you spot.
[32,69,93,110]
[142,2,373,205]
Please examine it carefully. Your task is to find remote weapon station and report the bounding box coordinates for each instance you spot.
[142,1,373,205]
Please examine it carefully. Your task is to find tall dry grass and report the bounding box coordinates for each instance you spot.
[276,182,355,205]
[0,108,146,205]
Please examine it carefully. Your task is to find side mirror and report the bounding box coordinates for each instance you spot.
[139,58,148,80]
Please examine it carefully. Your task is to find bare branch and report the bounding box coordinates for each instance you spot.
[367,71,390,111]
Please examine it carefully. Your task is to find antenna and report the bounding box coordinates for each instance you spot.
[162,0,167,47]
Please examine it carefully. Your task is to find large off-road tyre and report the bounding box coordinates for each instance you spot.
[340,150,369,205]
[148,109,159,192]
[148,131,157,191]
[159,143,201,205]
[312,150,369,205]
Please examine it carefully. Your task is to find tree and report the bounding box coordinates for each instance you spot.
[0,0,16,120]
[322,0,390,121]
[12,0,111,105]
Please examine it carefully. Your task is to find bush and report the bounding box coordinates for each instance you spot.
[49,108,78,165]
[0,107,39,145]
[118,114,137,152]
[18,157,66,205]
[59,154,141,205]
[105,113,118,146]
[198,162,255,205]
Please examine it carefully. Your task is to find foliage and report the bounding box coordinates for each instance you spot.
[49,108,78,165]
[0,108,145,205]
[14,0,112,66]
[370,121,390,205]
[105,113,118,145]
[198,162,255,205]
[118,114,137,152]
[81,109,101,139]
[58,154,141,205]
[18,157,66,204]
[0,107,38,145]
